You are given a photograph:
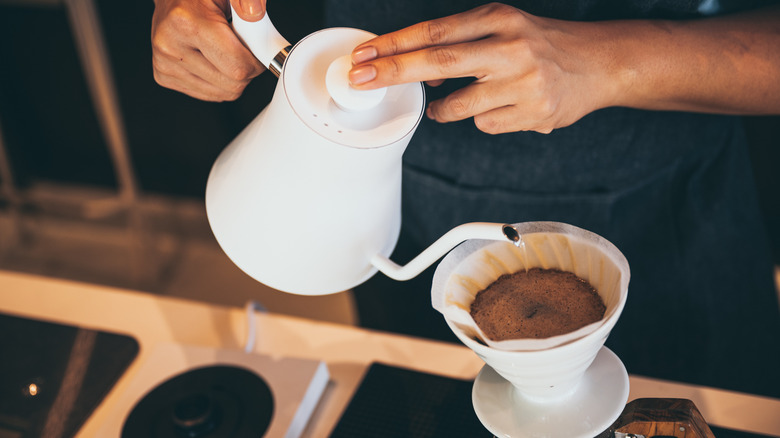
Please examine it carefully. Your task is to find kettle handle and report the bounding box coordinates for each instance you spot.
[371,223,521,281]
[230,6,291,76]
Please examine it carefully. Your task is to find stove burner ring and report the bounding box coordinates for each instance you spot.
[122,365,274,438]
[172,392,220,436]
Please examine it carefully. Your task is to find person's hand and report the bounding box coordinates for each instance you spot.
[151,0,267,101]
[349,3,612,134]
[350,3,780,134]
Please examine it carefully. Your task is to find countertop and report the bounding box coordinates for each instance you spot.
[1,269,778,437]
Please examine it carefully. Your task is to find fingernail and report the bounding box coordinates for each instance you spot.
[426,104,436,121]
[352,46,377,64]
[349,65,377,85]
[240,0,264,17]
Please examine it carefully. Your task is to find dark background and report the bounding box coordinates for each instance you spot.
[0,0,777,262]
[0,0,323,196]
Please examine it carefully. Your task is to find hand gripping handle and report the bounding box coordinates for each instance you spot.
[230,6,291,76]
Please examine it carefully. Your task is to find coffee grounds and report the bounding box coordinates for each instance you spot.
[469,268,605,340]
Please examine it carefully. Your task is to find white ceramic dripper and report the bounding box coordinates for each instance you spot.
[205,11,520,295]
[431,222,631,436]
[432,222,630,399]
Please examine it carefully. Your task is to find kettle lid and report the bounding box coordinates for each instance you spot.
[282,28,425,149]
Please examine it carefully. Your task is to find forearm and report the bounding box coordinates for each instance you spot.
[597,6,780,115]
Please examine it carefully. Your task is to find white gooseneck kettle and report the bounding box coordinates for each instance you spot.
[205,9,519,295]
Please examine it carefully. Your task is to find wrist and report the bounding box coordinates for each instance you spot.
[597,19,681,111]
[550,19,634,115]
[581,20,645,112]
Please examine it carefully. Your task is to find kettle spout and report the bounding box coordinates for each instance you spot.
[370,222,521,281]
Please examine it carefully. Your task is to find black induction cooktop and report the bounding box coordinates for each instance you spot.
[0,313,139,438]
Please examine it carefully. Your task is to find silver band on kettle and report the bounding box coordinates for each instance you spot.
[269,45,292,78]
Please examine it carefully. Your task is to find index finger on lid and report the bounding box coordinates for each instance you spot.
[352,4,499,63]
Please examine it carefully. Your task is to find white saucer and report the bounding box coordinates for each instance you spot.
[472,346,629,438]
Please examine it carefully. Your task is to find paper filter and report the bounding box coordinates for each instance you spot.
[431,222,629,351]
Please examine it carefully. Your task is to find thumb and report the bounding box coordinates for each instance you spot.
[230,0,266,22]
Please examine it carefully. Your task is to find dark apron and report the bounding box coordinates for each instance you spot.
[327,0,780,397]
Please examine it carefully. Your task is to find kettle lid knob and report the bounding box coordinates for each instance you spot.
[325,55,387,112]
